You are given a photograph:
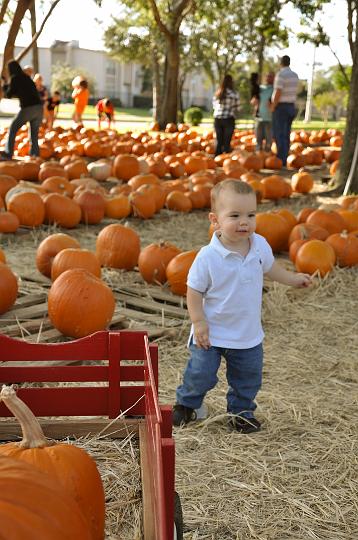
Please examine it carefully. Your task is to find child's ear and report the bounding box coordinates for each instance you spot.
[209,212,219,229]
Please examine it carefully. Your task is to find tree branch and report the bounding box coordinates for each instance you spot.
[0,0,10,26]
[347,0,354,58]
[15,0,62,63]
[328,44,350,85]
[148,0,171,37]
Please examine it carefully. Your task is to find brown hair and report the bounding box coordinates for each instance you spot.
[215,74,234,101]
[211,179,255,211]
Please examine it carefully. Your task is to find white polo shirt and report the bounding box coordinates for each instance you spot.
[187,232,274,349]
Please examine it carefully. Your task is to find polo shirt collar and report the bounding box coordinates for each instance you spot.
[211,231,259,259]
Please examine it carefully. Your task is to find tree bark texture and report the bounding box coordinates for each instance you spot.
[29,1,39,73]
[158,34,180,126]
[1,0,34,79]
[337,12,358,194]
[152,52,162,122]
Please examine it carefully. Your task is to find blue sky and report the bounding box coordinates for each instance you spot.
[0,0,351,80]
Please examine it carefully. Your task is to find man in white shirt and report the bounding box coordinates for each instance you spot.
[271,56,299,166]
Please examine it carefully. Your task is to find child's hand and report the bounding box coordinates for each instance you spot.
[292,273,312,288]
[193,320,210,349]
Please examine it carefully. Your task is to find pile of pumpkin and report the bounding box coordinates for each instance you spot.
[0,221,196,338]
[0,384,105,539]
[0,148,322,234]
[253,197,358,276]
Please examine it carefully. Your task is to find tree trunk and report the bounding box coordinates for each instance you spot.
[336,36,358,194]
[158,33,180,127]
[1,0,33,79]
[29,1,39,73]
[152,52,161,122]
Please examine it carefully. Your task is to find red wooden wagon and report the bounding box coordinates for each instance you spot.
[0,330,183,540]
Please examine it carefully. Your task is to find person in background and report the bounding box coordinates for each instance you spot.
[33,73,48,121]
[173,179,312,432]
[96,97,115,129]
[271,55,299,166]
[255,72,274,152]
[250,72,260,117]
[212,74,240,156]
[45,91,61,130]
[72,79,89,126]
[23,65,34,78]
[0,60,43,160]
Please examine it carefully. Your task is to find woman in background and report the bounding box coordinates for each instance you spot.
[212,74,240,156]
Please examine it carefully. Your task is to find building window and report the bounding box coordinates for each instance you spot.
[106,61,115,76]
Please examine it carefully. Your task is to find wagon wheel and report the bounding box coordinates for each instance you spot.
[174,491,184,540]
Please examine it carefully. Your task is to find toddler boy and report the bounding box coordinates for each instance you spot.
[173,179,311,433]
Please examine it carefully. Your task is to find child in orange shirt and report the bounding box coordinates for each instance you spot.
[72,79,89,125]
[96,98,115,129]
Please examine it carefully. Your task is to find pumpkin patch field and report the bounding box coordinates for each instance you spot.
[0,123,357,539]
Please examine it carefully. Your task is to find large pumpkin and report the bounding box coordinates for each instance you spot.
[96,223,140,270]
[113,154,140,181]
[44,193,82,229]
[0,262,18,315]
[0,456,92,540]
[0,386,104,540]
[325,232,358,267]
[255,213,291,252]
[295,239,336,276]
[0,211,20,233]
[6,187,45,227]
[291,170,314,193]
[74,190,105,225]
[138,242,181,284]
[306,209,346,235]
[36,233,81,277]
[51,248,101,281]
[166,250,198,296]
[48,268,115,338]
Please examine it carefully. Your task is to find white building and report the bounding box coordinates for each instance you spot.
[2,41,213,110]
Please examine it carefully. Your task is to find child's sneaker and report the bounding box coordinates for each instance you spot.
[228,415,261,434]
[172,404,197,426]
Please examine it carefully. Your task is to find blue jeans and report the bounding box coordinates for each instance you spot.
[272,103,296,165]
[5,104,43,158]
[214,117,235,155]
[255,120,272,151]
[176,341,263,418]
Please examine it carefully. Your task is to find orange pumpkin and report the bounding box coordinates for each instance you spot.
[129,190,157,219]
[291,170,314,193]
[325,231,358,267]
[113,154,140,180]
[255,213,291,252]
[0,248,5,263]
[306,209,346,235]
[48,268,115,338]
[0,174,17,199]
[138,242,181,284]
[0,456,92,540]
[51,248,101,281]
[295,239,336,276]
[289,239,307,263]
[6,188,45,227]
[296,207,316,223]
[0,262,18,314]
[104,194,132,219]
[74,190,105,225]
[0,211,20,233]
[36,233,81,277]
[288,223,329,245]
[261,175,287,200]
[166,190,193,212]
[336,209,358,232]
[96,223,140,270]
[0,386,104,540]
[166,250,198,296]
[264,155,282,170]
[43,193,82,229]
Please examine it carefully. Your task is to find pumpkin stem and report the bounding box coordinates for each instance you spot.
[0,385,55,449]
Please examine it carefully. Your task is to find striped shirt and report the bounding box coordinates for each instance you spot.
[273,67,299,103]
[212,89,240,119]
